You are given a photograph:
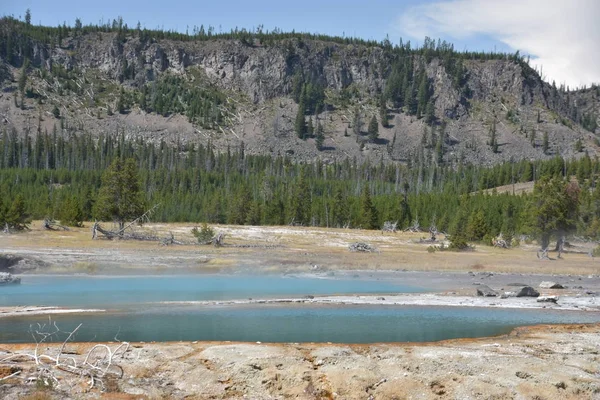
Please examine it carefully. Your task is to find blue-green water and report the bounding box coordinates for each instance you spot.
[1,275,599,344]
[0,274,422,307]
[2,305,599,344]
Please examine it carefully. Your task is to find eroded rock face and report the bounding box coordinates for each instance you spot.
[0,272,20,285]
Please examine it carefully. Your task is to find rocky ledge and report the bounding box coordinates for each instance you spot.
[0,272,20,285]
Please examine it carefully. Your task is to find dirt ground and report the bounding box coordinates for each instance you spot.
[1,221,598,275]
[1,222,600,399]
[1,324,600,399]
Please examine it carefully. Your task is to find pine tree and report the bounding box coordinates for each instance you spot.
[4,195,30,231]
[290,171,310,225]
[59,195,84,227]
[306,117,314,137]
[542,131,549,154]
[359,185,378,229]
[416,71,430,118]
[435,133,444,165]
[405,83,417,115]
[315,122,325,151]
[379,97,389,128]
[368,115,379,142]
[352,106,361,136]
[489,120,499,153]
[332,187,348,228]
[294,103,306,139]
[93,158,145,230]
[466,209,488,241]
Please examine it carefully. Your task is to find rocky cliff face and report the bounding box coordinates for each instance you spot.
[1,27,598,165]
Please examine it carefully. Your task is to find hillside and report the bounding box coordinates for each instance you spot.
[1,17,599,166]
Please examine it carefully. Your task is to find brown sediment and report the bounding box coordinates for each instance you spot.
[1,323,600,399]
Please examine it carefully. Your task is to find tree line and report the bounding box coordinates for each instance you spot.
[1,130,599,248]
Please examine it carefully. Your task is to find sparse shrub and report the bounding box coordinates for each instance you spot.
[483,233,495,246]
[448,234,471,251]
[427,245,436,253]
[191,223,215,243]
[593,246,600,258]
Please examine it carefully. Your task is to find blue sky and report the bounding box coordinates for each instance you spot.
[3,0,598,87]
[2,0,510,50]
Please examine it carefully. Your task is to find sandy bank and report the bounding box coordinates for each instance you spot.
[1,323,600,399]
[0,306,105,318]
[160,292,600,311]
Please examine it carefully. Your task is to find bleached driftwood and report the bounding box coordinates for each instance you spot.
[0,319,130,391]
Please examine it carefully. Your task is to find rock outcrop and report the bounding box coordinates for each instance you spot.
[515,286,540,298]
[476,285,498,297]
[0,272,20,285]
[539,281,564,289]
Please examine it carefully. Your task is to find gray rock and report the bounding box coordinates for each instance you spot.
[0,272,20,285]
[537,296,559,303]
[500,292,517,299]
[515,286,540,297]
[476,285,498,297]
[539,281,564,289]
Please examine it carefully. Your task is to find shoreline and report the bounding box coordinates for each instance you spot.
[1,290,598,320]
[0,306,105,318]
[2,323,600,399]
[158,292,600,311]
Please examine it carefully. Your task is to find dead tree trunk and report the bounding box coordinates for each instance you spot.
[42,219,69,231]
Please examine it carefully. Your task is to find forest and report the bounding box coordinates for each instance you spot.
[0,128,599,251]
[1,13,599,252]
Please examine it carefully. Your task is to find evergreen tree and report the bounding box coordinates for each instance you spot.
[359,185,378,229]
[59,195,84,227]
[542,131,549,154]
[306,117,314,137]
[290,170,310,225]
[379,97,389,128]
[4,195,30,231]
[368,115,379,142]
[352,106,361,136]
[294,103,306,139]
[466,209,488,241]
[526,177,580,250]
[315,122,325,151]
[405,83,417,115]
[93,158,145,230]
[435,133,444,165]
[117,88,127,114]
[489,120,499,153]
[332,187,349,228]
[416,71,430,118]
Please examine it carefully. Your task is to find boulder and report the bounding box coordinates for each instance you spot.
[539,281,564,289]
[516,286,540,297]
[537,296,559,303]
[476,285,498,297]
[0,272,20,285]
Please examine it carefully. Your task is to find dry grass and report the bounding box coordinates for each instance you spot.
[2,221,598,275]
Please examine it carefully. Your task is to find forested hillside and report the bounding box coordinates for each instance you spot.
[0,13,599,249]
[0,14,598,165]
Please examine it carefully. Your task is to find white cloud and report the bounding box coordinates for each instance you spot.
[395,0,600,88]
